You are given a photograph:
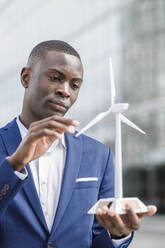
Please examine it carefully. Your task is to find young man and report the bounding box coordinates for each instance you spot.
[0,40,156,248]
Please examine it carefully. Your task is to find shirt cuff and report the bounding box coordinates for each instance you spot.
[14,167,28,180]
[107,230,132,248]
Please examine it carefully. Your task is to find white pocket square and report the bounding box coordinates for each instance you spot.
[76,177,98,182]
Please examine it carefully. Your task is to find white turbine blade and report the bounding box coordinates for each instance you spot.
[75,107,113,137]
[120,114,146,135]
[109,57,116,105]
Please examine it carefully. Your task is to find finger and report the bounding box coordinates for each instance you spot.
[31,115,79,127]
[96,208,108,228]
[104,208,131,236]
[52,115,79,126]
[96,208,102,216]
[96,208,118,234]
[29,128,63,141]
[97,207,131,237]
[124,204,141,230]
[138,205,157,218]
[30,120,76,134]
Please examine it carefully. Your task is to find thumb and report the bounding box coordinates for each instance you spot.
[147,205,157,216]
[138,205,157,218]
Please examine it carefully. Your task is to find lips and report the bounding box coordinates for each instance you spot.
[48,100,68,112]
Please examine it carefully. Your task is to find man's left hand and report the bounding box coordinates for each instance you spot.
[96,205,157,239]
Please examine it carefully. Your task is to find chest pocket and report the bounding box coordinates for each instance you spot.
[74,178,99,189]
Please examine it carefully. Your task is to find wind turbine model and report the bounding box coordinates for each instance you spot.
[76,58,148,215]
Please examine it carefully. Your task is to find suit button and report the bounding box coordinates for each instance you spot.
[47,242,54,248]
[4,184,10,190]
[1,189,6,195]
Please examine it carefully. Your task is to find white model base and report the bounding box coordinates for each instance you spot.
[88,197,148,215]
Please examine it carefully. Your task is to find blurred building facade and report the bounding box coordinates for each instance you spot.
[0,0,164,171]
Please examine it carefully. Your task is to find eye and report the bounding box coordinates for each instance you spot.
[71,82,80,90]
[48,75,60,82]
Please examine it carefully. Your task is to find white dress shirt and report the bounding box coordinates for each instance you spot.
[15,117,131,246]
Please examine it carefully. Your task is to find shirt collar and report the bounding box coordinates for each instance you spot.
[16,117,66,151]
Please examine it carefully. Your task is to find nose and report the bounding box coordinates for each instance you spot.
[56,81,70,98]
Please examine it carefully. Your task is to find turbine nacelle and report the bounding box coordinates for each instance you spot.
[112,103,129,113]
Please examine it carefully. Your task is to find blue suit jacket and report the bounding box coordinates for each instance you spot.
[0,118,133,248]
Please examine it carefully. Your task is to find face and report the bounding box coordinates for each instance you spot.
[21,51,83,120]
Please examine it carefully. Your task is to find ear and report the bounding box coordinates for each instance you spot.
[21,67,31,88]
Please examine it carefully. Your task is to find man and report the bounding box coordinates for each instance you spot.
[0,40,156,248]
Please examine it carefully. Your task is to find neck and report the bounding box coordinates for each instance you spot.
[20,105,40,129]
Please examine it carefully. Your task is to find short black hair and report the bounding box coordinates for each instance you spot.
[27,40,81,66]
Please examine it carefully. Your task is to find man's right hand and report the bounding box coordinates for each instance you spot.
[7,115,79,171]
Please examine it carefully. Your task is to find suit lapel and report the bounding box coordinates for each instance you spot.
[1,118,49,233]
[1,118,22,155]
[50,133,82,237]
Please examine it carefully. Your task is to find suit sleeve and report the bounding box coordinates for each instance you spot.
[0,135,27,218]
[92,148,133,248]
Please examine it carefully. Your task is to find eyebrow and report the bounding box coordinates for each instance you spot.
[47,68,82,82]
[47,68,65,77]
